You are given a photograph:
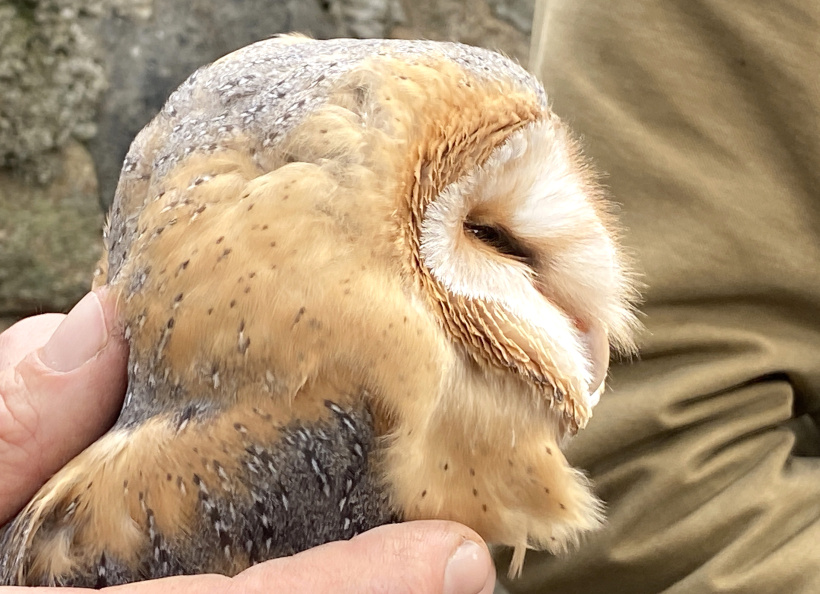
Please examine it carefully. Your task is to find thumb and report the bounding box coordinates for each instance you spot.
[233,520,496,594]
[0,289,128,524]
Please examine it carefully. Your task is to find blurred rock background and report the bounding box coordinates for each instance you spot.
[0,0,534,331]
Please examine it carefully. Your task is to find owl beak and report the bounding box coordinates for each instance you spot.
[588,382,604,408]
[579,321,610,408]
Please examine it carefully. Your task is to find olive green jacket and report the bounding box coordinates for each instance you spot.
[499,2,820,592]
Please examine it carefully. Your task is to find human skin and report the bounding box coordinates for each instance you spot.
[0,290,495,594]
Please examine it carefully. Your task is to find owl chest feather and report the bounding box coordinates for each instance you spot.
[1,354,397,586]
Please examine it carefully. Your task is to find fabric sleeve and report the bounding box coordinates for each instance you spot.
[498,2,820,592]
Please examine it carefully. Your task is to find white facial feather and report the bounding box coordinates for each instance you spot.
[505,124,634,349]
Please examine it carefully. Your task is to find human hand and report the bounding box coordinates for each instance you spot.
[0,293,495,593]
[0,289,128,525]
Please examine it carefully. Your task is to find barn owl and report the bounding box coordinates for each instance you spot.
[0,36,638,586]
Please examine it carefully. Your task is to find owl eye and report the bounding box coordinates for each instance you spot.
[464,221,533,263]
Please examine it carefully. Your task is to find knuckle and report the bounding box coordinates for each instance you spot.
[0,363,44,462]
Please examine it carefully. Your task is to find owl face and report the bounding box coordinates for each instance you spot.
[419,118,636,428]
[333,55,642,438]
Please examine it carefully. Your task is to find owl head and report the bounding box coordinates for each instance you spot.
[109,38,640,576]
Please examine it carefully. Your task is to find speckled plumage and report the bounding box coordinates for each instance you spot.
[1,36,638,586]
[106,37,545,281]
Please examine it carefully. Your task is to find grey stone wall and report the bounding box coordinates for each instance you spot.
[390,0,532,63]
[0,0,534,328]
[0,0,107,184]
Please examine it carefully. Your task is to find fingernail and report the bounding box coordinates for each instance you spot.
[41,291,108,372]
[444,540,494,594]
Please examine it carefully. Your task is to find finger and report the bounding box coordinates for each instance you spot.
[0,314,65,372]
[234,520,496,594]
[0,289,129,524]
[0,521,495,593]
[0,522,494,593]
